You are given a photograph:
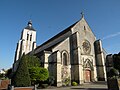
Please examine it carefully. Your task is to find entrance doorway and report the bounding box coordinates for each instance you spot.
[85,70,91,82]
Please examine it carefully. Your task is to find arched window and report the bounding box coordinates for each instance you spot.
[63,53,68,66]
[84,59,93,70]
[84,26,86,30]
[27,34,29,40]
[30,34,32,41]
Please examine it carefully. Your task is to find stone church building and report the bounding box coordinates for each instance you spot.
[13,14,107,86]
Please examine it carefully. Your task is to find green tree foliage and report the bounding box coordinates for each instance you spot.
[0,73,5,79]
[113,53,120,72]
[25,55,41,85]
[12,54,31,87]
[26,55,40,68]
[29,67,49,84]
[107,68,119,78]
[5,68,12,79]
[0,69,6,79]
[72,81,78,86]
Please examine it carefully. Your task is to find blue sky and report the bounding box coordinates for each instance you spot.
[0,0,120,69]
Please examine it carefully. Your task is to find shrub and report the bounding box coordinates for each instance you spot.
[29,67,49,85]
[72,81,78,86]
[64,77,70,86]
[26,55,40,68]
[62,77,71,86]
[12,54,31,87]
[41,84,48,88]
[107,68,119,78]
[0,73,5,79]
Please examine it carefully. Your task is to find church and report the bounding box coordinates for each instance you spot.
[13,14,107,87]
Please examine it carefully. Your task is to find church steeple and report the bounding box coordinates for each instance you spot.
[14,20,36,65]
[25,20,36,31]
[13,20,37,72]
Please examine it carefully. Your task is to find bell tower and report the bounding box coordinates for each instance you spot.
[13,20,36,71]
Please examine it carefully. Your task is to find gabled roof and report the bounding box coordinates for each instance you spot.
[35,21,78,50]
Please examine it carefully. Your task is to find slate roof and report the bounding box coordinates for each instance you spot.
[35,21,78,51]
[25,25,36,31]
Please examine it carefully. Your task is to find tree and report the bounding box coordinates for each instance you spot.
[5,68,12,79]
[25,55,41,85]
[12,54,31,87]
[29,67,49,85]
[107,68,119,78]
[0,73,5,79]
[0,69,6,79]
[113,53,120,72]
[26,55,40,68]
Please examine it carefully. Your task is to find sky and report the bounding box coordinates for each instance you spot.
[0,0,120,69]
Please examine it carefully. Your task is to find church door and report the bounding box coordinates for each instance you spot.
[85,70,91,82]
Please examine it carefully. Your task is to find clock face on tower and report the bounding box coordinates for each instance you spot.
[82,40,91,54]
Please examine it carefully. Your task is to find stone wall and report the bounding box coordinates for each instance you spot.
[94,40,106,81]
[48,51,62,87]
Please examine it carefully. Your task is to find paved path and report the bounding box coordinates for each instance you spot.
[39,81,108,90]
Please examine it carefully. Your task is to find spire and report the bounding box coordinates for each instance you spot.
[25,20,36,31]
[81,12,84,18]
[28,20,32,27]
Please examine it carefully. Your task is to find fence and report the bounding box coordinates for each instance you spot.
[0,80,10,90]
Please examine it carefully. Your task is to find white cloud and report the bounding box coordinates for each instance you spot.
[102,32,120,40]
